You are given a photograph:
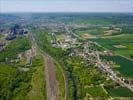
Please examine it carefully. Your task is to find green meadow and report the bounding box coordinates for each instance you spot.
[106,87,133,97]
[90,34,133,58]
[72,27,104,36]
[102,55,133,77]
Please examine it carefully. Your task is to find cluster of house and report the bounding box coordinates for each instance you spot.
[103,50,114,56]
[69,42,99,65]
[68,40,133,88]
[49,32,78,49]
[122,78,133,87]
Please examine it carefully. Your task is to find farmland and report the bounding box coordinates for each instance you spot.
[89,34,133,58]
[72,27,104,36]
[85,86,109,97]
[102,55,133,77]
[106,87,133,97]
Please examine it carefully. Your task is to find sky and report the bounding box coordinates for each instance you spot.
[0,0,133,13]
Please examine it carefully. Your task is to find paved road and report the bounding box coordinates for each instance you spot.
[44,54,58,100]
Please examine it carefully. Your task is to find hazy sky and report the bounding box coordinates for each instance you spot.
[0,0,133,13]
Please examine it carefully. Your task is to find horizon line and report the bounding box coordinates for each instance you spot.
[1,11,133,14]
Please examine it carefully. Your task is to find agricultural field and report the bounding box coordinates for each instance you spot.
[90,34,133,59]
[102,55,133,77]
[106,87,133,97]
[72,27,122,37]
[85,86,109,97]
[72,27,104,36]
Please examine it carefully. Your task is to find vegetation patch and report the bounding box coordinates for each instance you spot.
[28,55,46,100]
[56,34,65,41]
[73,28,104,36]
[85,86,108,97]
[54,61,65,100]
[0,36,31,62]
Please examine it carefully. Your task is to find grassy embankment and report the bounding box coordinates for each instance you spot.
[90,34,133,58]
[28,55,46,100]
[54,61,65,100]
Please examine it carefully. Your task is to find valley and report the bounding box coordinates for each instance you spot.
[0,13,133,100]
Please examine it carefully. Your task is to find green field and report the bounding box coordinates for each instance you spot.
[63,16,113,25]
[73,28,104,36]
[102,55,133,77]
[106,87,133,97]
[90,34,133,58]
[85,86,108,97]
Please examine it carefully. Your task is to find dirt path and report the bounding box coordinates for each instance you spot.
[44,54,58,100]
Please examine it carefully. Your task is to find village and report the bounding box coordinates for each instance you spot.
[47,25,133,92]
